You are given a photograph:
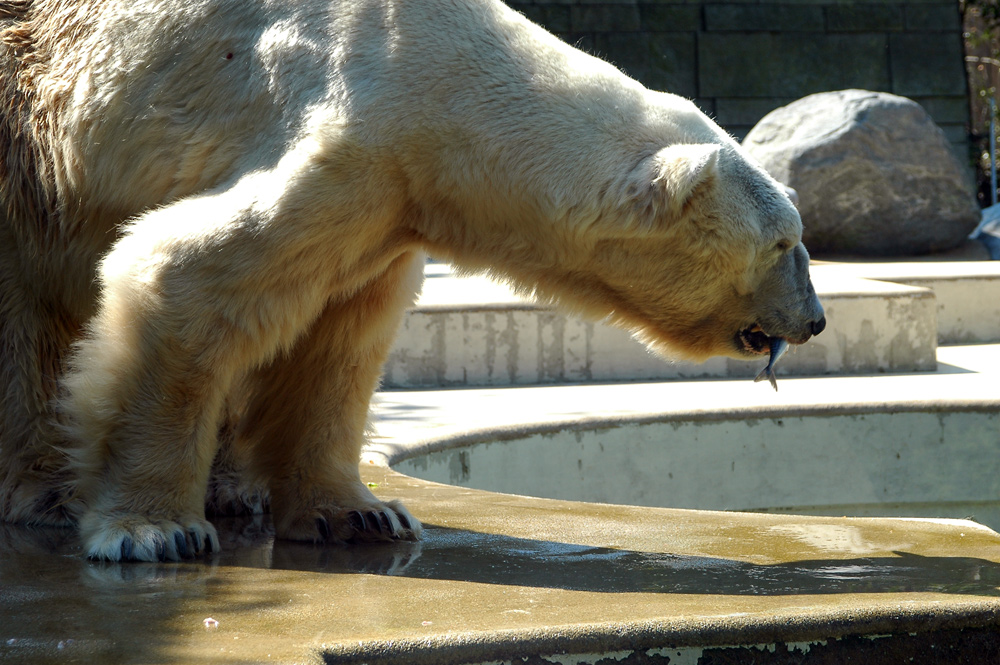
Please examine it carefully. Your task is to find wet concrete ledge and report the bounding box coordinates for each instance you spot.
[7,355,997,664]
[4,465,1000,664]
[322,470,1000,665]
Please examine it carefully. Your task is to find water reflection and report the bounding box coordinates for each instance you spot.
[3,518,997,598]
[267,526,1000,597]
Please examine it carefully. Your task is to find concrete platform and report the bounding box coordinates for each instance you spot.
[819,261,1000,345]
[2,343,998,664]
[384,261,1000,387]
[3,473,1000,665]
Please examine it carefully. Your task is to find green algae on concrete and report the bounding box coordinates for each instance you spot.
[3,466,1000,664]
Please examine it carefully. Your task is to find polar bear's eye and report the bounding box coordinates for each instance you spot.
[774,239,793,253]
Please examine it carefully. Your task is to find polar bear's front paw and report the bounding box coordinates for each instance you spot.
[281,499,422,544]
[82,513,220,562]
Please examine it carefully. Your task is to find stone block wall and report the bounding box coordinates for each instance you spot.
[505,0,970,148]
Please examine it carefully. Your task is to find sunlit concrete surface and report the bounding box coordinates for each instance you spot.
[2,471,1000,665]
[821,261,1000,344]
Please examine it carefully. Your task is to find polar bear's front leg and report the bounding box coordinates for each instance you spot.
[61,195,335,561]
[63,213,422,559]
[64,337,225,561]
[61,253,236,560]
[61,136,426,559]
[239,253,424,544]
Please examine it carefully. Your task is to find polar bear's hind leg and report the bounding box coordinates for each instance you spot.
[238,251,424,545]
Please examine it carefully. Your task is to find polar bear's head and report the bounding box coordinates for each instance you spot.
[594,141,826,362]
[499,139,826,364]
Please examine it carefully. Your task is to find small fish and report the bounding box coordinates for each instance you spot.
[754,337,789,391]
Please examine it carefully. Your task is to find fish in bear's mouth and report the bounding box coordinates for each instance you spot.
[737,324,791,391]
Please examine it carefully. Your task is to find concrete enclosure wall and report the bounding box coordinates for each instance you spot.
[505,0,970,148]
[394,409,1000,517]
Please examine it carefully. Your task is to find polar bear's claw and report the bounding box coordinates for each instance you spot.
[290,500,422,544]
[118,536,133,561]
[368,512,384,534]
[343,503,421,543]
[315,516,332,540]
[84,513,220,562]
[346,511,365,533]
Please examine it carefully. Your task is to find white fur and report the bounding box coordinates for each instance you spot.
[0,0,823,559]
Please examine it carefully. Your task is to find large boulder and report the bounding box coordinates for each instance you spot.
[743,90,980,256]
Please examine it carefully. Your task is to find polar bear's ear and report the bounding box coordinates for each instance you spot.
[653,143,720,203]
[619,143,720,232]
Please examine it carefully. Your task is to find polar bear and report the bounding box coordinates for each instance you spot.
[0,0,825,561]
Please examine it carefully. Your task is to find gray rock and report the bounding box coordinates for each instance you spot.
[742,90,980,256]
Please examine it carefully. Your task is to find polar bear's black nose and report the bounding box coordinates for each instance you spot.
[810,316,827,336]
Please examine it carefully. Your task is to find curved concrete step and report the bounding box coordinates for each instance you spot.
[373,344,1000,525]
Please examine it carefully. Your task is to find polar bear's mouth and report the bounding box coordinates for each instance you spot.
[738,324,773,355]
